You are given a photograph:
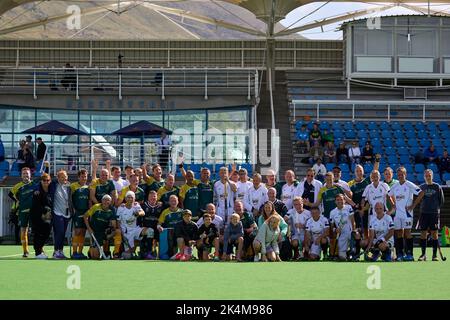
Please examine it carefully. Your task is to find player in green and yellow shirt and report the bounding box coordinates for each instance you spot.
[70,169,91,259]
[90,168,117,204]
[84,195,121,259]
[157,173,179,211]
[143,163,165,195]
[157,194,184,230]
[178,169,201,221]
[9,167,39,257]
[116,174,145,206]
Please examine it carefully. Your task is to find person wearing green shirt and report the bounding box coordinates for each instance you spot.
[157,173,179,211]
[143,163,165,194]
[90,168,117,205]
[383,166,399,213]
[179,170,201,221]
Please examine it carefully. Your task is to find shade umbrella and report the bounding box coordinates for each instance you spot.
[111,120,172,136]
[112,121,172,166]
[22,120,87,174]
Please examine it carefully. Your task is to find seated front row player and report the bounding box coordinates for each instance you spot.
[84,195,121,260]
[362,202,394,262]
[116,191,154,259]
[304,207,329,261]
[253,215,282,262]
[223,213,244,262]
[174,209,199,261]
[197,213,220,261]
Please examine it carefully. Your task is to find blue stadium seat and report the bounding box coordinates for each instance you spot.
[438,122,449,131]
[371,138,381,147]
[419,139,430,147]
[403,122,414,132]
[363,163,373,173]
[319,121,330,130]
[333,130,344,139]
[240,163,253,175]
[380,122,389,130]
[339,163,350,173]
[393,130,404,140]
[355,122,365,131]
[436,146,444,155]
[443,172,450,184]
[432,139,442,147]
[416,174,425,184]
[427,163,439,174]
[404,164,413,173]
[417,131,429,140]
[415,122,426,131]
[381,131,391,139]
[357,130,368,139]
[397,147,408,155]
[387,155,398,165]
[345,131,356,139]
[368,121,378,130]
[326,163,335,172]
[434,175,442,185]
[399,155,410,165]
[385,147,396,156]
[414,163,426,172]
[383,138,393,147]
[343,121,353,131]
[10,161,20,177]
[405,130,416,139]
[342,172,351,181]
[369,130,379,139]
[391,121,401,131]
[407,139,419,147]
[427,122,437,132]
[331,121,342,130]
[295,120,304,130]
[373,145,383,154]
[307,122,314,130]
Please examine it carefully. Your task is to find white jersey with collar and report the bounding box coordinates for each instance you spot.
[387,180,421,216]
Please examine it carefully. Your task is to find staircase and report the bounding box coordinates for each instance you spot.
[256,71,293,178]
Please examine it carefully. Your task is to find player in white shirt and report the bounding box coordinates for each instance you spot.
[363,202,395,262]
[387,166,424,261]
[196,203,224,230]
[110,165,129,194]
[244,173,268,217]
[116,191,153,259]
[329,194,356,261]
[236,168,253,202]
[361,170,392,219]
[287,197,311,260]
[281,170,299,210]
[294,168,322,210]
[213,167,237,226]
[305,207,330,260]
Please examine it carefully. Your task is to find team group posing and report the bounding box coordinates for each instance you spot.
[9,155,445,262]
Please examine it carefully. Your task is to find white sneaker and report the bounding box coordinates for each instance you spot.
[36,253,48,259]
[254,255,260,262]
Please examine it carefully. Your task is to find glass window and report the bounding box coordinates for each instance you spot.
[80,111,120,134]
[121,112,163,127]
[0,109,13,133]
[396,28,437,57]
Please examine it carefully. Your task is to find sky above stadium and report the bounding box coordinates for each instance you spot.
[280,2,450,40]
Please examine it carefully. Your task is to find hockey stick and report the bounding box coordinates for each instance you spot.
[88,229,107,260]
[437,240,447,261]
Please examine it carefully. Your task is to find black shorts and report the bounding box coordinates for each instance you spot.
[419,213,440,231]
[226,240,240,255]
[354,210,369,231]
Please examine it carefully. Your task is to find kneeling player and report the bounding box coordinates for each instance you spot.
[304,207,329,260]
[329,194,356,261]
[117,191,154,259]
[197,213,220,261]
[364,202,394,262]
[84,195,120,260]
[253,215,282,262]
[174,210,199,261]
[223,213,244,261]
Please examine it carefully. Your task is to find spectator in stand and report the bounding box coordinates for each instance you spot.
[309,123,321,147]
[296,124,310,153]
[424,143,439,165]
[336,142,349,164]
[17,140,35,172]
[348,141,361,164]
[321,129,334,147]
[25,135,34,154]
[312,158,326,183]
[309,141,323,165]
[36,137,47,163]
[0,134,5,162]
[323,141,336,164]
[362,141,375,164]
[439,150,450,181]
[414,149,425,165]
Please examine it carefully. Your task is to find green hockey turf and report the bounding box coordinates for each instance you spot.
[0,245,449,300]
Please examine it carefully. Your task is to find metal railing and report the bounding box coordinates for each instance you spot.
[291,100,450,122]
[0,67,259,100]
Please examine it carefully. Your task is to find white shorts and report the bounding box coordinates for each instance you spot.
[123,226,143,249]
[337,229,352,258]
[291,230,305,243]
[310,243,321,257]
[394,215,413,230]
